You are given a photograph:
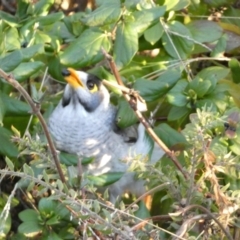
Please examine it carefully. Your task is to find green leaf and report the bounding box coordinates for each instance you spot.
[5,157,14,171]
[134,70,181,102]
[38,198,57,213]
[55,203,69,219]
[187,20,223,43]
[230,143,240,155]
[196,98,218,110]
[163,0,190,11]
[199,67,230,80]
[44,231,62,240]
[87,172,124,187]
[116,97,138,128]
[167,80,188,107]
[60,29,111,67]
[134,200,150,220]
[82,157,95,165]
[154,123,187,147]
[19,209,39,222]
[23,164,34,176]
[197,66,230,94]
[59,152,78,165]
[168,93,188,107]
[0,44,43,72]
[64,13,85,36]
[34,31,52,44]
[93,200,101,214]
[144,22,163,45]
[83,1,121,27]
[18,221,42,235]
[27,0,54,16]
[19,19,35,39]
[188,77,212,98]
[218,80,240,107]
[131,6,166,34]
[0,51,22,72]
[206,91,227,111]
[204,0,234,7]
[222,7,240,27]
[168,106,190,121]
[4,28,21,51]
[0,11,19,27]
[114,23,138,69]
[37,12,64,26]
[0,209,11,238]
[48,56,64,81]
[1,92,30,115]
[59,152,94,165]
[211,34,227,57]
[229,58,240,84]
[162,21,193,59]
[3,116,31,137]
[16,0,29,19]
[12,62,44,81]
[20,44,45,61]
[0,93,6,124]
[50,21,75,41]
[46,215,60,225]
[0,126,18,157]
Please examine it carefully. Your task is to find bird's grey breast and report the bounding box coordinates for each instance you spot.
[48,100,119,156]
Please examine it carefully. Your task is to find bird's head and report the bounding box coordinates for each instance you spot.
[61,68,110,112]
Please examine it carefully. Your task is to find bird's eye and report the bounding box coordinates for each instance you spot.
[87,80,98,93]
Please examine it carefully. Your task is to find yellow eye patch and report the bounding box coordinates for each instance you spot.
[89,84,98,93]
[87,80,98,93]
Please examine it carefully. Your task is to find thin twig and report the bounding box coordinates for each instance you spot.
[160,19,193,81]
[142,56,231,80]
[173,214,210,240]
[0,69,66,184]
[0,169,131,239]
[97,197,186,239]
[0,182,18,233]
[23,67,48,138]
[102,79,135,95]
[125,182,170,212]
[182,204,233,240]
[101,49,188,180]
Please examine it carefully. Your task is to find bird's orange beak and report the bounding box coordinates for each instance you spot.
[62,68,84,88]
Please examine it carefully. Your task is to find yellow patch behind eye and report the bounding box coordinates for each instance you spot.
[89,84,98,93]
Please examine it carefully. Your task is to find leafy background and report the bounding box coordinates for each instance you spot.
[1,0,240,239]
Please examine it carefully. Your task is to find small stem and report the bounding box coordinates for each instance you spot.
[183,204,233,240]
[125,183,170,212]
[0,69,66,184]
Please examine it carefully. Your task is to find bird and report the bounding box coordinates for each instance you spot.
[48,68,164,203]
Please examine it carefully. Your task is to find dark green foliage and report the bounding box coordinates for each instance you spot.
[1,0,240,239]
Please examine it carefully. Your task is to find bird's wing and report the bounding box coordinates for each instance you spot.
[113,124,138,143]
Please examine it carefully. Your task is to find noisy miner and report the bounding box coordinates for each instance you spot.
[48,68,164,203]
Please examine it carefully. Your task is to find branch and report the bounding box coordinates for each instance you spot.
[173,214,210,240]
[125,182,171,212]
[0,69,66,184]
[101,49,188,180]
[180,204,233,240]
[0,169,130,239]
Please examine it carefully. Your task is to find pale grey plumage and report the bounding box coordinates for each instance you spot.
[48,69,163,202]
